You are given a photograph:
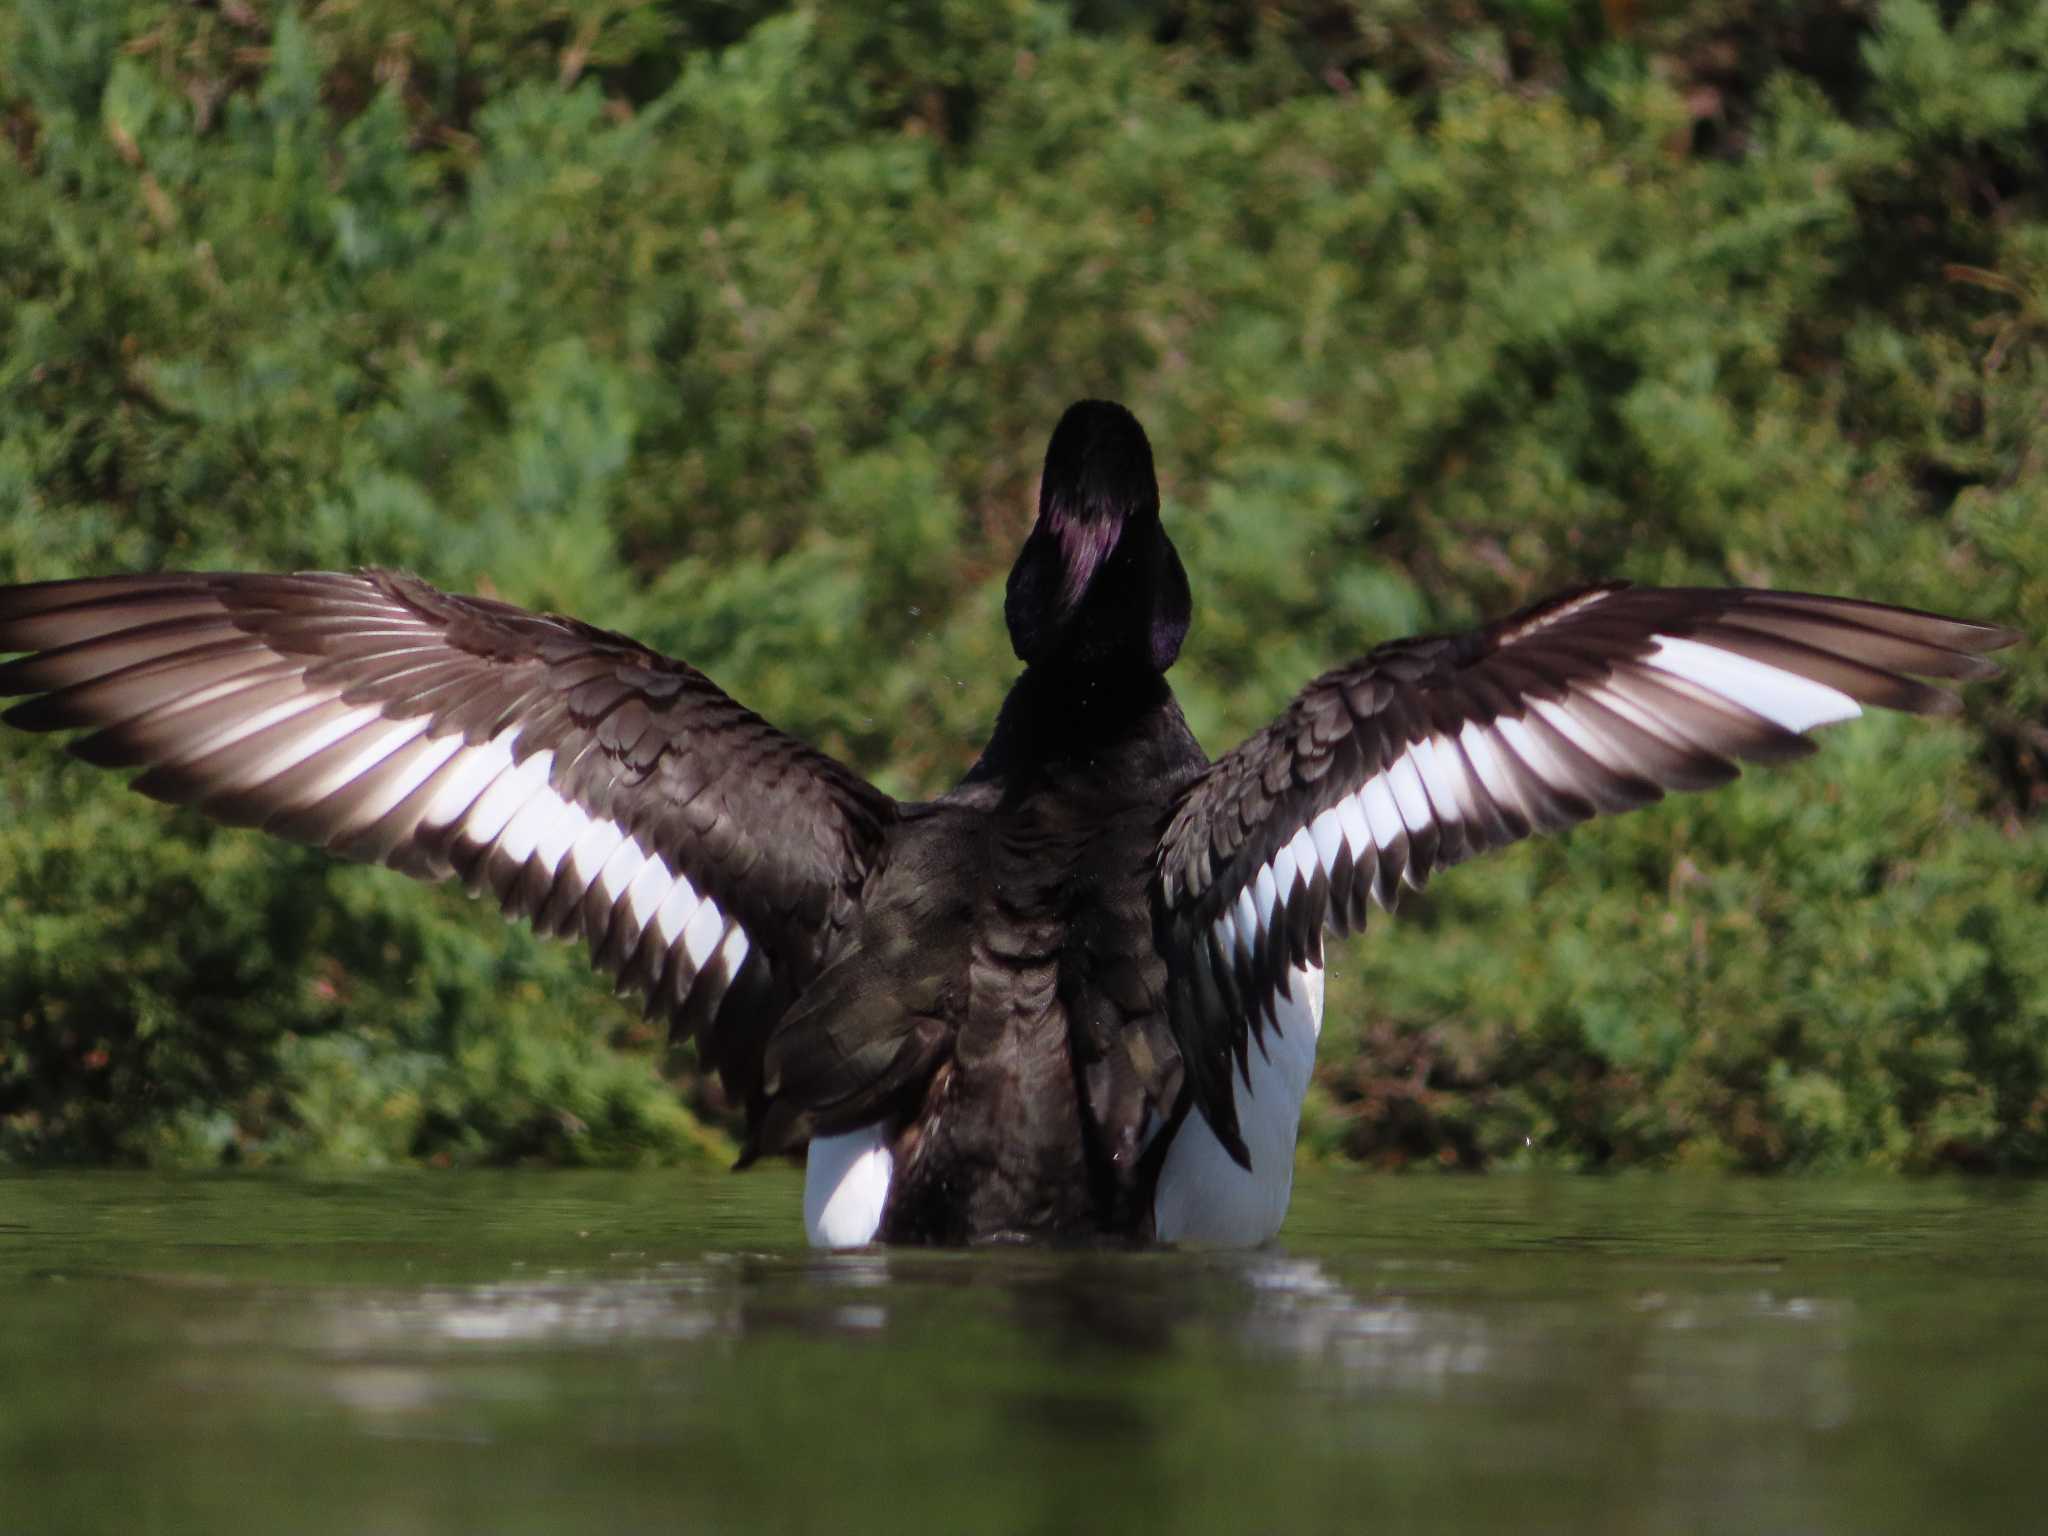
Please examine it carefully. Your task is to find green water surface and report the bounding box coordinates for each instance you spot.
[2,1167,2043,1534]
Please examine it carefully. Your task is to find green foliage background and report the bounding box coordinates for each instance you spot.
[0,0,2043,1173]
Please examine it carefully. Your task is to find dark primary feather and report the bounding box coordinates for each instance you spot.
[1153,583,2018,1164]
[0,569,893,1120]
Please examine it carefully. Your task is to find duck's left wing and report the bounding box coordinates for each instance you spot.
[1153,583,2015,1164]
[0,570,894,1121]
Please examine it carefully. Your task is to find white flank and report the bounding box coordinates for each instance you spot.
[805,1124,895,1248]
[1153,962,1324,1246]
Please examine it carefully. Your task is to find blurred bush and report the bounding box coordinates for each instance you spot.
[0,0,2041,1170]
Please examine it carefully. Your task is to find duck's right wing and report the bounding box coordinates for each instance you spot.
[1153,583,2016,1164]
[0,570,895,1125]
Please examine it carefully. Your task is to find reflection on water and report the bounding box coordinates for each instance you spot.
[157,1243,1861,1457]
[3,1170,2046,1534]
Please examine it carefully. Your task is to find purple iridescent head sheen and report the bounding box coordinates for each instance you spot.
[1005,401,1191,672]
[1048,500,1124,618]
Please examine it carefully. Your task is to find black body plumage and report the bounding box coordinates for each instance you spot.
[0,400,2018,1245]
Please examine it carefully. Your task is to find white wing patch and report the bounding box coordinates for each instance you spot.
[419,731,520,829]
[344,730,467,828]
[1644,635,1861,733]
[1409,731,1479,822]
[416,729,740,986]
[452,740,551,846]
[298,715,436,801]
[1212,625,1872,939]
[1386,751,1433,835]
[103,695,733,1007]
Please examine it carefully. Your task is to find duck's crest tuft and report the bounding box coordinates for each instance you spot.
[1006,400,1189,672]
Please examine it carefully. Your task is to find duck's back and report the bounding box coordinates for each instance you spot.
[777,670,1208,1244]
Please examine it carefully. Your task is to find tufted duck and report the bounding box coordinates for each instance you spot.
[0,401,2015,1245]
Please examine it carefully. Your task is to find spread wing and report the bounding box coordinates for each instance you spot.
[1154,584,2016,1163]
[0,570,894,1122]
